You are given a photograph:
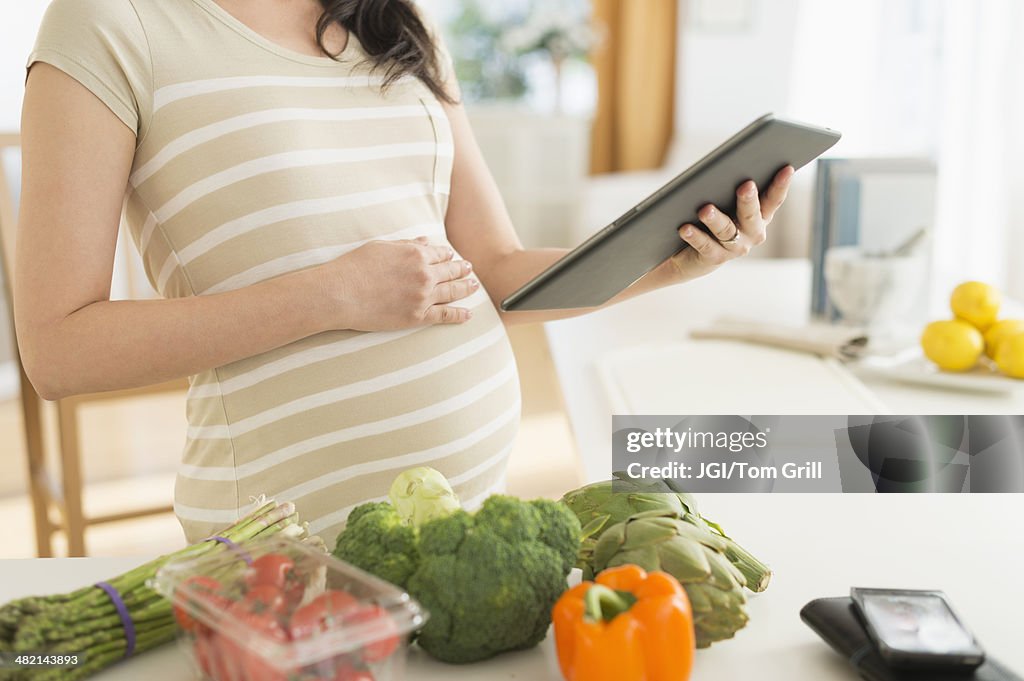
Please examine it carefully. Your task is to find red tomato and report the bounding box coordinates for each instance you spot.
[174,575,227,633]
[193,635,214,677]
[242,584,287,616]
[208,632,244,681]
[283,575,306,610]
[345,604,400,662]
[245,554,295,590]
[289,590,360,640]
[222,602,289,681]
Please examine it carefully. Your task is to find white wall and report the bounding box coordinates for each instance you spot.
[669,0,802,255]
[676,0,799,147]
[673,0,948,260]
[0,3,48,131]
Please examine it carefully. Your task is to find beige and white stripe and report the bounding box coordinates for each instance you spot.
[30,0,520,546]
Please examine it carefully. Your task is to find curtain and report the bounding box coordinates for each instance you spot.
[590,0,678,174]
[786,0,1024,302]
[933,0,1024,301]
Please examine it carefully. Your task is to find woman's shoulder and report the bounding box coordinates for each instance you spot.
[30,0,154,135]
[37,0,148,37]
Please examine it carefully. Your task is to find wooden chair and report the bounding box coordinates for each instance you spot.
[0,133,186,557]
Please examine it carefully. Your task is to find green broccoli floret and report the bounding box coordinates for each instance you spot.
[333,502,419,588]
[332,494,581,665]
[408,496,581,664]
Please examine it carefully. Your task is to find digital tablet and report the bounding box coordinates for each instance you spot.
[500,114,842,311]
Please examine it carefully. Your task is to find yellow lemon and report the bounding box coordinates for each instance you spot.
[984,319,1024,359]
[950,281,1001,331]
[920,320,984,372]
[995,333,1024,379]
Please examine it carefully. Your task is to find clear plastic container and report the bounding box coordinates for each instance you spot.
[153,536,426,681]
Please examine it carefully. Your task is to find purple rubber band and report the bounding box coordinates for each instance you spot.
[206,535,253,566]
[95,581,135,658]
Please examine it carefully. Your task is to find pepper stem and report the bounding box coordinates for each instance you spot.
[584,585,635,623]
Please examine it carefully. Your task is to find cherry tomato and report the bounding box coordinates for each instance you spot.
[174,575,227,633]
[289,590,360,640]
[222,602,289,681]
[345,604,399,662]
[208,632,243,681]
[283,575,306,610]
[193,635,214,678]
[245,554,295,590]
[242,584,287,616]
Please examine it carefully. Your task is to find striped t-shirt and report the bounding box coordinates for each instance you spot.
[29,0,521,545]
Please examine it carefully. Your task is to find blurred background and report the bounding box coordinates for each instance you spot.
[0,0,1021,558]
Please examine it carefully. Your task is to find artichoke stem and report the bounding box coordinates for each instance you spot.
[723,539,772,592]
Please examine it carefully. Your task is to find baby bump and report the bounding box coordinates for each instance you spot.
[174,289,521,544]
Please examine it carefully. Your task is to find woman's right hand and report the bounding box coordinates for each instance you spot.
[318,237,479,332]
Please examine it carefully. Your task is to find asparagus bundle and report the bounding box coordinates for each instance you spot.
[0,499,321,681]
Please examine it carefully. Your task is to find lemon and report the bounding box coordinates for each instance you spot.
[983,319,1024,359]
[995,333,1024,379]
[921,320,984,372]
[950,281,1001,331]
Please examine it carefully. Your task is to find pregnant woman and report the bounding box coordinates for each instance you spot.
[16,0,793,544]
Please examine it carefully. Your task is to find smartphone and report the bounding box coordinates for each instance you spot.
[850,588,985,672]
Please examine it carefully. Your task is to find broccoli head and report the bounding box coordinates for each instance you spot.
[333,502,419,588]
[408,496,581,663]
[332,495,581,664]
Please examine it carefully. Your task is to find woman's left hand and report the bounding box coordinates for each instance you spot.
[664,165,795,282]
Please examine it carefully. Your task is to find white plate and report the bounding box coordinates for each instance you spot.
[855,350,1024,394]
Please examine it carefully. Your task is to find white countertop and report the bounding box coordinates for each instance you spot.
[2,493,1024,679]
[0,555,561,680]
[544,258,1024,483]
[4,260,1022,680]
[532,257,1024,677]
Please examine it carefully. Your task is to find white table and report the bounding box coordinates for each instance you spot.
[544,258,1024,483]
[539,257,1024,677]
[3,495,1024,680]
[3,260,1022,680]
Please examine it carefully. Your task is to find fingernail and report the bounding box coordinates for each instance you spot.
[703,206,717,220]
[470,278,480,289]
[466,310,473,319]
[681,226,694,237]
[464,261,473,272]
[744,183,757,198]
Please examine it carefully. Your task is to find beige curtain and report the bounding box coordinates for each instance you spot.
[590,0,678,174]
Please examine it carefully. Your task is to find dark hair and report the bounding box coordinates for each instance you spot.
[315,0,457,104]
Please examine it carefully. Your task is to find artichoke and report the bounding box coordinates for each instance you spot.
[591,509,749,648]
[562,474,771,592]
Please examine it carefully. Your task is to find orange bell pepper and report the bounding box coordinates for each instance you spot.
[552,564,696,681]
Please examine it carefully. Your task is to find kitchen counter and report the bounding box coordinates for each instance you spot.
[3,494,1024,680]
[0,555,562,680]
[545,259,1024,483]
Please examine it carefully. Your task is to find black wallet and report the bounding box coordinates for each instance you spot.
[800,598,1021,681]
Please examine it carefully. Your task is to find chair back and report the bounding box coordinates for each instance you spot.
[0,133,19,310]
[0,134,23,383]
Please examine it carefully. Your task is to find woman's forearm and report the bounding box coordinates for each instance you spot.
[19,268,329,400]
[482,248,680,326]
